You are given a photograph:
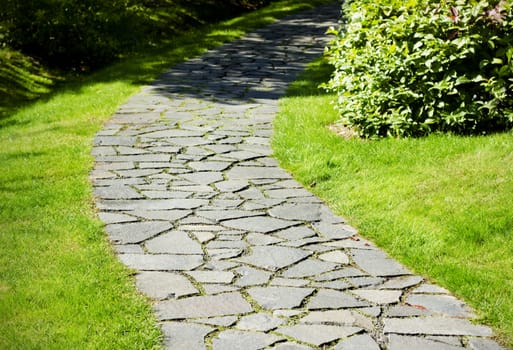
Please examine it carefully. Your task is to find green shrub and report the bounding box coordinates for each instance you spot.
[324,0,513,138]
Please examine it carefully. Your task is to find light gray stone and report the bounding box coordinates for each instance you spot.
[234,266,271,287]
[351,289,402,305]
[247,286,314,310]
[271,343,314,350]
[313,222,357,239]
[222,216,298,233]
[350,249,411,277]
[246,232,283,245]
[310,280,351,290]
[307,289,369,310]
[94,186,143,199]
[146,231,203,254]
[379,275,423,290]
[202,284,240,295]
[383,317,493,336]
[275,226,317,240]
[386,335,464,350]
[313,267,368,282]
[187,271,235,284]
[468,337,506,350]
[161,322,213,350]
[97,199,208,210]
[197,209,263,222]
[214,180,250,192]
[156,292,253,320]
[269,204,322,221]
[136,271,198,300]
[130,209,191,221]
[193,316,238,327]
[334,334,380,350]
[277,325,361,347]
[189,161,231,171]
[281,259,339,278]
[227,166,290,179]
[270,278,309,287]
[406,294,473,317]
[119,253,203,271]
[180,172,224,184]
[300,310,373,330]
[236,313,285,331]
[98,212,137,224]
[235,246,311,271]
[412,283,451,294]
[105,221,172,244]
[212,330,283,350]
[318,250,350,264]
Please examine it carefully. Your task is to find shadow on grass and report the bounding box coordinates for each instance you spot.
[0,0,335,127]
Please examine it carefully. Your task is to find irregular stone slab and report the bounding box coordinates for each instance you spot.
[105,221,172,244]
[406,294,473,317]
[192,231,215,243]
[119,253,203,271]
[351,289,402,305]
[246,232,283,245]
[270,278,309,287]
[98,212,137,224]
[277,325,361,347]
[180,172,224,184]
[188,161,232,171]
[227,166,290,179]
[131,209,191,221]
[156,292,253,320]
[313,222,357,239]
[236,313,285,331]
[234,266,272,287]
[334,334,380,350]
[166,137,213,146]
[266,188,313,199]
[467,337,506,350]
[161,322,213,350]
[379,275,423,290]
[383,317,493,336]
[275,226,317,240]
[312,267,368,282]
[136,271,198,300]
[412,283,451,294]
[212,330,283,350]
[194,316,238,327]
[146,231,203,254]
[202,284,241,295]
[386,335,464,350]
[307,289,369,310]
[94,186,143,200]
[142,129,205,138]
[97,199,208,210]
[247,286,314,310]
[281,259,339,278]
[235,246,311,272]
[187,271,235,284]
[348,276,386,288]
[114,244,144,254]
[271,343,314,350]
[386,305,437,317]
[269,204,322,221]
[300,310,373,329]
[310,280,351,290]
[214,180,250,192]
[318,251,350,264]
[350,249,411,277]
[222,216,298,233]
[197,209,263,222]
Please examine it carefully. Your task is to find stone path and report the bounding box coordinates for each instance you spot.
[90,3,505,350]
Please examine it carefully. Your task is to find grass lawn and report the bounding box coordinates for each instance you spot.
[273,59,513,349]
[0,1,334,348]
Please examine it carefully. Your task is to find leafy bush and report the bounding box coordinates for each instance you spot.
[324,0,513,138]
[0,0,270,70]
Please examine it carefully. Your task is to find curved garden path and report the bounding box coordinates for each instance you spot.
[90,2,504,349]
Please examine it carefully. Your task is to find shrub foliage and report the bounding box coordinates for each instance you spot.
[324,0,513,138]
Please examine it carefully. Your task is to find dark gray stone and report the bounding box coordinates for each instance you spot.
[235,246,311,271]
[386,335,464,350]
[105,221,172,244]
[277,325,361,347]
[222,216,298,233]
[307,289,369,310]
[161,322,212,350]
[383,317,493,336]
[136,271,198,299]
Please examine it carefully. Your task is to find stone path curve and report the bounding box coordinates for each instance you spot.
[90,3,505,349]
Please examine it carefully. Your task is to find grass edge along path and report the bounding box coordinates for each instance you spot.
[0,1,335,349]
[273,59,513,349]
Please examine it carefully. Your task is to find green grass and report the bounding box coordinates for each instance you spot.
[273,59,513,349]
[0,1,335,349]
